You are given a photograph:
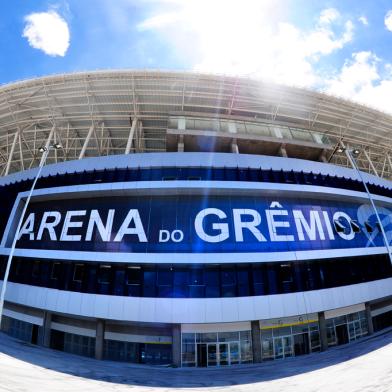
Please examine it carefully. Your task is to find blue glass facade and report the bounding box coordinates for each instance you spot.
[2,253,391,298]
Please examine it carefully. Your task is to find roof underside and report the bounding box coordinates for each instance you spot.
[1,70,392,179]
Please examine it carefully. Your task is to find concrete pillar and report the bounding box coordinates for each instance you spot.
[365,302,374,335]
[319,151,328,163]
[279,144,288,158]
[172,323,181,367]
[177,135,184,152]
[251,320,262,363]
[95,319,105,360]
[318,312,328,351]
[231,140,239,154]
[42,311,52,348]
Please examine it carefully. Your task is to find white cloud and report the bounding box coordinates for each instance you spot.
[385,10,392,32]
[358,16,368,26]
[326,51,392,113]
[138,2,354,87]
[319,8,340,25]
[23,10,70,57]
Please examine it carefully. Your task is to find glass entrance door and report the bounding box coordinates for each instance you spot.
[273,336,293,359]
[207,344,217,366]
[335,324,349,345]
[219,343,229,365]
[229,342,240,365]
[348,320,361,341]
[204,342,241,366]
[293,333,309,356]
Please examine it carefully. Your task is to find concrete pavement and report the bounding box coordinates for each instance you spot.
[0,330,391,391]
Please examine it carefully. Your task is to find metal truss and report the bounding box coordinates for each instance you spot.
[1,70,392,179]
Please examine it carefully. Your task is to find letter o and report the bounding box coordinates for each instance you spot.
[333,211,355,240]
[171,230,184,243]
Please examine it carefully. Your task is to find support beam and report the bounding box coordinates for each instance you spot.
[231,139,239,154]
[4,131,19,176]
[365,302,374,335]
[251,320,262,363]
[95,319,105,360]
[177,135,184,152]
[363,149,378,177]
[318,311,328,351]
[386,154,392,178]
[137,121,145,152]
[279,144,288,158]
[125,117,138,154]
[41,311,52,347]
[18,132,24,171]
[39,125,55,167]
[381,155,387,178]
[319,150,328,163]
[172,324,181,367]
[78,125,94,160]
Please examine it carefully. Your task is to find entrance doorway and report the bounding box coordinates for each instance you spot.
[50,330,65,351]
[196,342,241,366]
[273,336,293,359]
[31,324,38,345]
[293,333,309,356]
[207,344,217,366]
[197,344,207,367]
[336,324,349,345]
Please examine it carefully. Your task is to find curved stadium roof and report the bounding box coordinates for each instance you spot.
[0,70,391,179]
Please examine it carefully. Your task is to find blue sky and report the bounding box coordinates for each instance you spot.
[2,1,392,112]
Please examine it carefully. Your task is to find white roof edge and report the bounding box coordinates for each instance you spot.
[1,152,390,190]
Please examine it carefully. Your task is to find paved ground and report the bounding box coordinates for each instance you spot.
[0,330,392,392]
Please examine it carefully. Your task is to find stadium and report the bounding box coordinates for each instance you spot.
[0,70,391,367]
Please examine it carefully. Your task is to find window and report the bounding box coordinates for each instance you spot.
[126,266,141,284]
[126,266,141,296]
[252,266,266,295]
[143,270,156,297]
[279,264,293,293]
[14,260,22,277]
[279,264,293,283]
[173,269,189,298]
[31,261,40,278]
[157,268,173,297]
[98,265,111,284]
[221,268,236,297]
[5,254,392,298]
[237,269,250,296]
[73,264,84,282]
[204,268,220,297]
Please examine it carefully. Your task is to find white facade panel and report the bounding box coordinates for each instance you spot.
[181,322,251,333]
[104,332,171,344]
[3,279,392,323]
[325,303,366,319]
[3,309,43,326]
[51,322,96,337]
[371,304,392,317]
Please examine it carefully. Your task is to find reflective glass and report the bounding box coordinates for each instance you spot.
[230,342,240,365]
[197,333,217,343]
[207,344,217,366]
[240,340,253,363]
[218,332,239,342]
[219,343,229,365]
[261,337,274,360]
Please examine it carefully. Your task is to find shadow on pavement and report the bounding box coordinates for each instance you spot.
[0,329,391,388]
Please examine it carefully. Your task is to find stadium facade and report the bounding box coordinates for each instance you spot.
[0,70,391,367]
